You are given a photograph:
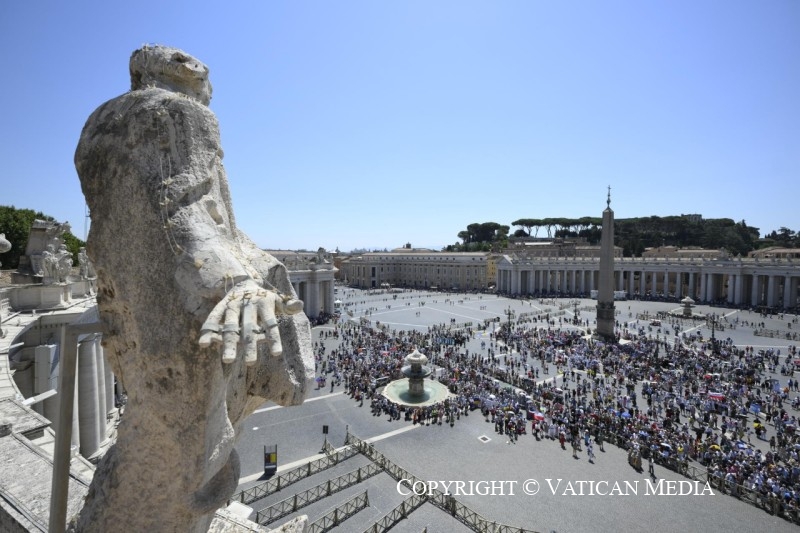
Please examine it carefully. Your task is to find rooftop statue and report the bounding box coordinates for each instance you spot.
[73,45,314,532]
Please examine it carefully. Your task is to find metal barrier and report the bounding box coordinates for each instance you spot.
[596,430,799,524]
[231,444,360,505]
[347,434,539,533]
[362,493,428,533]
[306,491,371,533]
[255,462,382,526]
[706,473,800,524]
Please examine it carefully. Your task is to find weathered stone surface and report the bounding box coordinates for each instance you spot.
[72,45,313,532]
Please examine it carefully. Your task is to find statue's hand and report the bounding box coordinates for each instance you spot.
[199,279,304,366]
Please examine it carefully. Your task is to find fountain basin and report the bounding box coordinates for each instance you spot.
[380,377,453,407]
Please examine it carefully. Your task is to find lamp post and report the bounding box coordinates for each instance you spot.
[504,306,515,331]
[708,314,718,355]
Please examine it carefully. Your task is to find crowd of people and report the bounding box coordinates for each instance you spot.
[313,291,800,520]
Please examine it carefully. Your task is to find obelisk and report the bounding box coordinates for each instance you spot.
[596,187,616,340]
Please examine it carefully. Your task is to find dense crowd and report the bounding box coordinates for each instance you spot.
[313,295,800,518]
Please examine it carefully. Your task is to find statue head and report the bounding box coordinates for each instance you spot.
[130,45,212,105]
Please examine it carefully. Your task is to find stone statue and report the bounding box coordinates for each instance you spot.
[0,233,10,255]
[0,233,9,271]
[55,243,73,282]
[73,45,313,532]
[40,244,59,284]
[78,247,91,279]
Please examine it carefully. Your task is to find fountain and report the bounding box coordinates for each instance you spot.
[380,348,452,407]
[668,296,703,319]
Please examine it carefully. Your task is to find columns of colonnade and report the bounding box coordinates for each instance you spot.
[735,274,744,305]
[785,275,799,309]
[727,274,736,304]
[78,337,100,458]
[94,337,108,447]
[104,342,116,430]
[71,372,80,450]
[750,274,761,305]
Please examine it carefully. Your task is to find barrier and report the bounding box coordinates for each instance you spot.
[255,463,381,526]
[307,491,370,533]
[362,493,428,533]
[346,434,539,533]
[596,430,799,525]
[231,444,360,505]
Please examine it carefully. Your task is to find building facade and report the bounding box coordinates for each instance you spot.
[340,249,489,291]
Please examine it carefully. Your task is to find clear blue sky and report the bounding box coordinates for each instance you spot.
[1,1,798,252]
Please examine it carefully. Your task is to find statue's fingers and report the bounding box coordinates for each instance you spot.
[241,298,259,366]
[221,327,239,364]
[242,331,258,366]
[266,326,283,357]
[198,331,221,347]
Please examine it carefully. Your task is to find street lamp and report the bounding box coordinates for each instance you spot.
[571,299,580,324]
[504,306,515,331]
[708,314,718,355]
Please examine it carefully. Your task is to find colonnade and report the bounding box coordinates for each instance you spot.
[497,257,800,310]
[291,278,335,317]
[72,334,116,459]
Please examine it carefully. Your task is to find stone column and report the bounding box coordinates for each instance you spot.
[308,280,319,317]
[751,274,760,306]
[103,341,116,421]
[767,276,777,308]
[699,273,707,302]
[708,274,717,302]
[664,270,670,296]
[688,272,695,299]
[617,270,624,292]
[34,345,57,419]
[94,337,108,445]
[735,274,744,305]
[78,337,101,458]
[784,276,800,307]
[327,279,335,314]
[72,371,80,450]
[675,271,682,298]
[726,274,735,304]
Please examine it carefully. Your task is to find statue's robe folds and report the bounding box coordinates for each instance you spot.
[74,86,314,532]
